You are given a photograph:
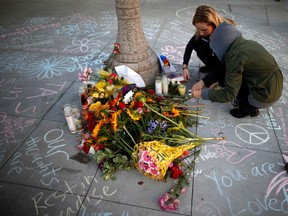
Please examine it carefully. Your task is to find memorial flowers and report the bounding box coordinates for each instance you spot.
[75,56,223,211]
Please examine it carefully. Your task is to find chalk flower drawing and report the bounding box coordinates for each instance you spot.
[26,56,70,79]
[64,37,101,54]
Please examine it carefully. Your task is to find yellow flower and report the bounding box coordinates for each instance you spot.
[111,110,122,131]
[98,70,111,77]
[127,109,141,121]
[97,136,108,143]
[89,101,102,112]
[95,80,107,91]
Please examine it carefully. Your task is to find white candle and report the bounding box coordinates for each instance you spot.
[155,76,162,95]
[162,75,169,96]
[63,104,77,134]
[155,79,162,95]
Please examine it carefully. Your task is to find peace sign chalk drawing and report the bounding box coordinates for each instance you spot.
[235,124,270,145]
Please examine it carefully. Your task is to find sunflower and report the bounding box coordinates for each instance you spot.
[127,109,142,121]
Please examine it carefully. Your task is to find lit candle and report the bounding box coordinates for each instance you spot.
[178,84,186,96]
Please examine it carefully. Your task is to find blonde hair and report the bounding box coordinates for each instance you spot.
[192,5,236,39]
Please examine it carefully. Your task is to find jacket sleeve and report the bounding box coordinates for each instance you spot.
[207,53,243,103]
[202,62,226,87]
[183,34,197,65]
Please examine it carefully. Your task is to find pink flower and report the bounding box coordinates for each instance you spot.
[159,193,180,211]
[138,150,160,176]
[76,143,84,151]
[181,187,187,193]
[137,107,143,114]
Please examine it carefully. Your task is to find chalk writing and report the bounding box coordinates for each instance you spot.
[206,170,248,196]
[81,209,129,216]
[32,176,118,215]
[205,164,288,215]
[0,78,16,87]
[0,51,103,77]
[24,17,56,25]
[161,45,186,64]
[193,201,223,216]
[0,112,37,146]
[0,23,61,39]
[0,149,6,164]
[275,107,288,148]
[266,171,288,197]
[238,25,286,52]
[176,6,234,21]
[261,107,281,130]
[184,141,256,166]
[226,194,288,216]
[1,80,67,115]
[6,129,70,187]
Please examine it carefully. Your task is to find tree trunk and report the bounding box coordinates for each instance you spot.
[112,0,160,86]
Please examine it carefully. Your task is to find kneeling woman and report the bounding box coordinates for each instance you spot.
[191,22,283,118]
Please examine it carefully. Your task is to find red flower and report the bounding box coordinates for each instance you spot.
[163,59,170,66]
[179,150,190,159]
[118,102,126,109]
[109,98,118,108]
[94,144,105,151]
[87,112,97,132]
[113,43,120,54]
[134,101,144,109]
[98,158,107,170]
[110,73,117,78]
[169,164,183,179]
[82,144,90,154]
[146,89,155,95]
[107,79,113,84]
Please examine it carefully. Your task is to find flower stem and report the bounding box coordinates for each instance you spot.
[123,125,137,146]
[144,103,203,141]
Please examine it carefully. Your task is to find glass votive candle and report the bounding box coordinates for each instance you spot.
[178,84,186,96]
[155,76,162,95]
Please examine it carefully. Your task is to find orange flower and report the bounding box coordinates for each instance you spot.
[172,107,180,116]
[163,107,180,117]
[92,120,103,138]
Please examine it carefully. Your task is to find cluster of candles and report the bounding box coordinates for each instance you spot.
[155,74,186,96]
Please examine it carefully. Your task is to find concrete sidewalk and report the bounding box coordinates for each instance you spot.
[0,0,288,215]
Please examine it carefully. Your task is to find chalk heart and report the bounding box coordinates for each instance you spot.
[223,141,256,164]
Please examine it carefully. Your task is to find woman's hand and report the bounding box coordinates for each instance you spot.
[192,80,205,91]
[192,89,202,99]
[183,68,190,80]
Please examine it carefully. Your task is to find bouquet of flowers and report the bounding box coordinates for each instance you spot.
[75,45,224,211]
[133,140,202,181]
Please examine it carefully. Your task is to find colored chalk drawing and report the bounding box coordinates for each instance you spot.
[235,124,270,145]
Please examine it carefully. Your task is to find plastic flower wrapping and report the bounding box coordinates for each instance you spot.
[133,140,201,181]
[75,56,224,211]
